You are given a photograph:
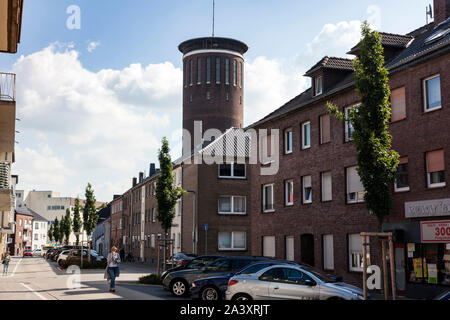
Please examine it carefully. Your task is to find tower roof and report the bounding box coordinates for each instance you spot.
[178,37,248,55]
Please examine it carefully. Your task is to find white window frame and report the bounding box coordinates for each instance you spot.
[302,121,311,149]
[218,196,247,215]
[314,76,323,96]
[423,74,441,112]
[302,175,312,204]
[284,128,293,154]
[346,166,365,204]
[218,231,246,251]
[394,161,410,192]
[285,180,294,206]
[218,163,246,179]
[345,104,359,142]
[348,234,370,272]
[263,183,275,213]
[427,171,446,188]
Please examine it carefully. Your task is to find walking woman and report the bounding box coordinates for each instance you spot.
[2,251,11,276]
[104,246,121,292]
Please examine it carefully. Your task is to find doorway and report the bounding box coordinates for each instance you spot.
[301,234,315,266]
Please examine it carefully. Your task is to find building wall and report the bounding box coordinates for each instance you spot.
[10,213,33,255]
[110,198,123,249]
[180,162,198,254]
[31,220,48,250]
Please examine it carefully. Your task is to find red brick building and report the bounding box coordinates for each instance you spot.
[8,207,33,256]
[248,0,450,298]
[110,195,123,249]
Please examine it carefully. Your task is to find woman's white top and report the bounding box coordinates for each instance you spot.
[108,252,120,267]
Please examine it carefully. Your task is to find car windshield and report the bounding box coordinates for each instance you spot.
[301,266,337,283]
[187,257,218,269]
[239,263,275,274]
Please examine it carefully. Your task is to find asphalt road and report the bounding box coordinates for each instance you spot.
[0,256,190,300]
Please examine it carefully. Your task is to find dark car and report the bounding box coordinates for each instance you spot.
[190,260,299,300]
[434,290,450,300]
[162,256,275,297]
[161,255,222,281]
[165,252,197,268]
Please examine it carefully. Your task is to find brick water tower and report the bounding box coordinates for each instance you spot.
[178,37,248,152]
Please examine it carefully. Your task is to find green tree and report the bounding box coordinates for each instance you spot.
[59,215,65,245]
[48,224,54,243]
[83,183,99,262]
[327,22,399,228]
[72,198,83,246]
[53,218,60,244]
[156,137,185,235]
[62,208,72,245]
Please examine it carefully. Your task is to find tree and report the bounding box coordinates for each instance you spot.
[53,218,60,244]
[327,22,399,228]
[156,137,185,272]
[62,208,72,245]
[48,224,54,243]
[83,183,99,262]
[59,215,65,245]
[72,198,83,246]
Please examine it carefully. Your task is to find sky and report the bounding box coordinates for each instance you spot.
[1,0,432,202]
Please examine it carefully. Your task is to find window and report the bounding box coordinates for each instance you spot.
[423,74,441,112]
[285,236,295,261]
[34,234,39,241]
[19,231,22,238]
[391,87,406,121]
[302,122,311,149]
[35,222,39,230]
[218,163,246,178]
[262,184,274,212]
[177,233,181,249]
[321,171,332,202]
[314,76,323,95]
[189,59,193,86]
[323,234,334,270]
[226,92,229,101]
[215,57,220,84]
[320,114,331,144]
[302,175,312,204]
[152,182,156,195]
[47,206,51,210]
[225,58,230,85]
[197,58,201,84]
[233,60,237,86]
[284,128,293,154]
[240,62,243,88]
[347,166,365,203]
[184,60,188,87]
[285,180,294,206]
[218,196,246,214]
[262,236,276,257]
[206,57,211,84]
[152,208,156,223]
[206,91,210,100]
[19,219,22,226]
[426,149,446,188]
[395,157,410,192]
[151,234,155,248]
[218,232,246,250]
[345,105,359,142]
[348,234,370,272]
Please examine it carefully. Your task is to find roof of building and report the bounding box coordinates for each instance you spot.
[178,37,248,55]
[97,203,111,224]
[248,19,450,129]
[15,205,47,221]
[304,56,354,76]
[348,32,414,55]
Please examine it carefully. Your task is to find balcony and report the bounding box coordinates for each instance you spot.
[23,224,31,230]
[0,73,15,102]
[0,73,16,157]
[24,236,31,242]
[0,0,23,54]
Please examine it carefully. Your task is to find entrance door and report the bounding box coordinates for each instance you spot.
[394,244,406,295]
[300,234,315,266]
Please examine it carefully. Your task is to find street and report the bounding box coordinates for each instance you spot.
[0,257,189,300]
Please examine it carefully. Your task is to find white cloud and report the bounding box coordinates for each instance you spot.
[87,41,100,53]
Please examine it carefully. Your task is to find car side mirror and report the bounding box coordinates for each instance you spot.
[302,279,316,286]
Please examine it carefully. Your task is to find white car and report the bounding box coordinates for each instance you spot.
[57,250,72,266]
[33,249,43,256]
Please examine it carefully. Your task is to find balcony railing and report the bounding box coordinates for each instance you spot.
[0,73,16,102]
[0,162,11,190]
[23,224,31,230]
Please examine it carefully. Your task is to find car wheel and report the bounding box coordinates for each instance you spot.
[201,286,220,301]
[171,279,189,297]
[232,293,253,302]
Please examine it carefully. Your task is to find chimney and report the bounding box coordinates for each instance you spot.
[139,172,144,183]
[132,177,137,187]
[149,163,156,177]
[434,0,450,26]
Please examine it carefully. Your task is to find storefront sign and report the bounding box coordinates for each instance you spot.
[421,220,450,243]
[405,198,450,218]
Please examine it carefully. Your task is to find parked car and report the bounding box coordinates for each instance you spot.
[51,248,65,261]
[161,255,222,281]
[63,249,105,268]
[225,264,365,301]
[42,246,53,255]
[434,290,450,300]
[191,260,299,300]
[165,253,197,268]
[57,250,71,266]
[45,248,56,259]
[162,256,274,297]
[23,250,34,257]
[33,249,42,256]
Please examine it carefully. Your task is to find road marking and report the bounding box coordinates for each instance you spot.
[8,258,22,277]
[20,283,48,300]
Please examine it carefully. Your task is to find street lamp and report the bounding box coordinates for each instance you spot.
[186,190,197,255]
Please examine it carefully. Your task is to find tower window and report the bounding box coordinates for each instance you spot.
[240,61,243,88]
[226,92,230,101]
[206,92,210,100]
[206,57,211,84]
[190,59,193,86]
[233,60,237,86]
[189,94,192,103]
[184,61,188,87]
[225,58,230,85]
[216,57,221,84]
[197,58,201,84]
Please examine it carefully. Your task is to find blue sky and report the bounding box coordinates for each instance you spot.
[2,0,432,201]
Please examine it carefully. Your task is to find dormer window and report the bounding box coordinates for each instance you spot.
[314,76,323,96]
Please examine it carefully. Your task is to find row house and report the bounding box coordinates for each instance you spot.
[248,0,450,298]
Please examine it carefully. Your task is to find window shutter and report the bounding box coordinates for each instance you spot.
[322,172,332,201]
[347,166,364,193]
[427,150,445,173]
[303,175,312,188]
[263,236,276,257]
[399,156,408,164]
[320,114,331,143]
[323,234,334,270]
[391,87,406,121]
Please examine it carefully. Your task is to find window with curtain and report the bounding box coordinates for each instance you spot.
[302,122,311,149]
[219,232,246,250]
[189,59,193,86]
[284,128,293,154]
[218,196,246,214]
[323,234,334,270]
[347,166,365,203]
[321,171,332,202]
[395,157,410,191]
[285,180,294,206]
[423,74,441,111]
[302,175,312,203]
[348,234,370,272]
[426,149,446,187]
[391,86,406,122]
[263,184,274,212]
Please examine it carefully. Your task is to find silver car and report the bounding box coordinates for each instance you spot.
[225,264,365,301]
